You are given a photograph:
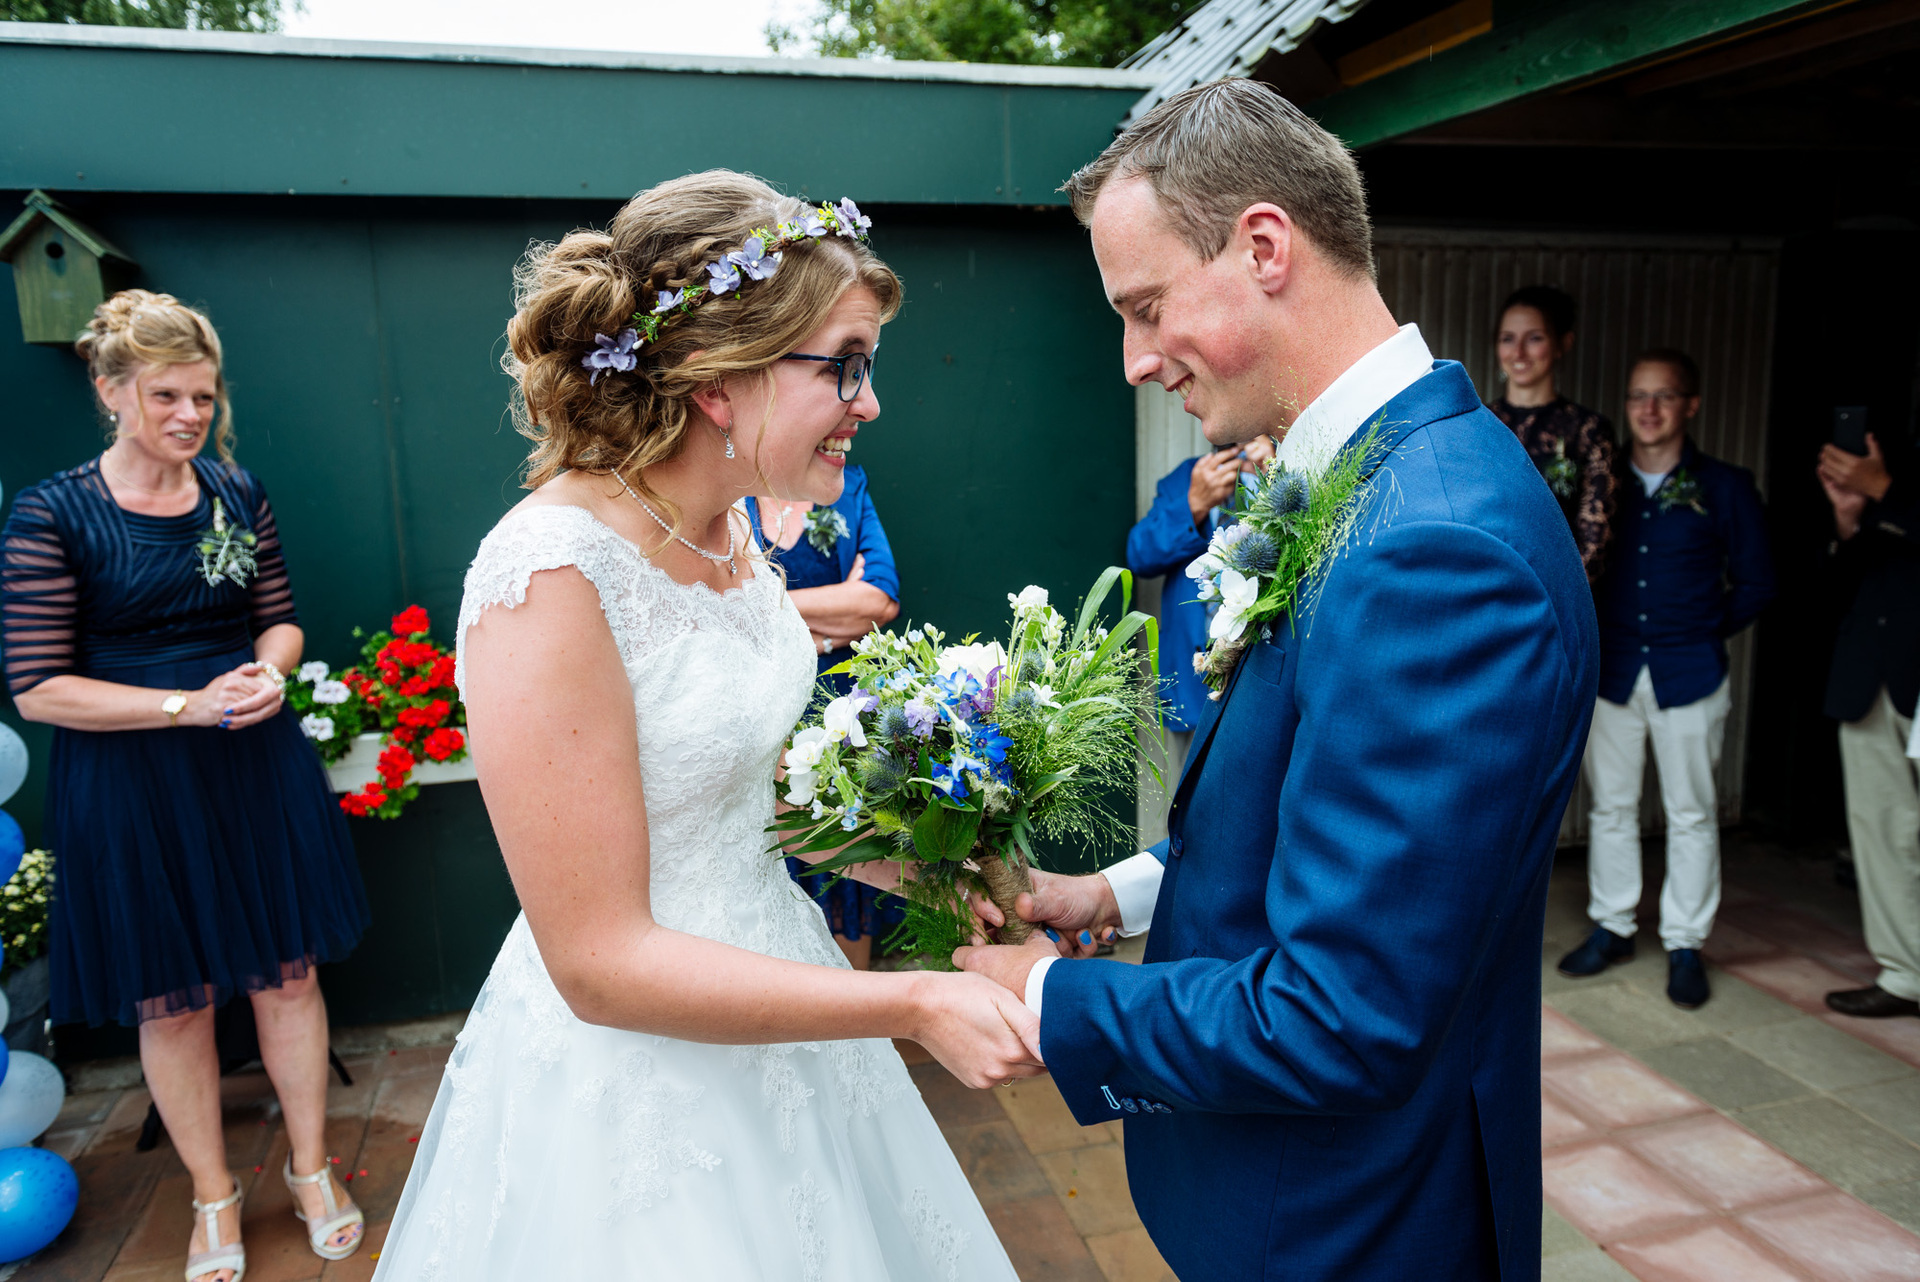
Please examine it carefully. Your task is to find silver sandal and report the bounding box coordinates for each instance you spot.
[283,1156,365,1261]
[184,1178,245,1282]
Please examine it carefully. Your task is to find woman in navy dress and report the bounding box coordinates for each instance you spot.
[2,293,370,1282]
[747,462,901,968]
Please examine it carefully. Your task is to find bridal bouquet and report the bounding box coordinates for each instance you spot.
[768,569,1162,964]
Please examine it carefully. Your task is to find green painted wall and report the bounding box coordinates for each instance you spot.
[0,189,1135,1027]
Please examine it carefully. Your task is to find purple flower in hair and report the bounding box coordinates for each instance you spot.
[652,288,685,315]
[833,198,871,239]
[800,212,830,239]
[582,329,640,385]
[706,258,743,296]
[727,236,780,282]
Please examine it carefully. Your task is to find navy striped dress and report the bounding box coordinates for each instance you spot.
[1,457,368,1027]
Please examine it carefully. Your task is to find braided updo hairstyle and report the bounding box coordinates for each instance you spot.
[507,170,902,503]
[76,290,235,465]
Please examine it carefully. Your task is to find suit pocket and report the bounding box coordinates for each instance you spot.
[1240,639,1290,690]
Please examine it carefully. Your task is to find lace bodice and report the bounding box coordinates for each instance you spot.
[456,503,826,956]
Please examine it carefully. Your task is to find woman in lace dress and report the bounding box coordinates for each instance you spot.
[372,172,1037,1280]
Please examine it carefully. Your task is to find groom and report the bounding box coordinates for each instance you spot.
[958,79,1597,1280]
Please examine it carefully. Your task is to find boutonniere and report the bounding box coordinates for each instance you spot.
[804,505,852,555]
[194,496,258,588]
[1187,421,1388,695]
[1543,437,1578,500]
[1657,468,1707,516]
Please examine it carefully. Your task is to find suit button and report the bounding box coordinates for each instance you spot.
[1880,617,1889,626]
[1641,511,1651,520]
[1641,645,1650,653]
[1638,580,1646,587]
[1169,836,1185,858]
[1639,613,1647,621]
[1639,545,1648,553]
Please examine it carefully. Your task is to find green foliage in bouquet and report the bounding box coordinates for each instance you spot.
[768,569,1163,966]
[0,848,53,978]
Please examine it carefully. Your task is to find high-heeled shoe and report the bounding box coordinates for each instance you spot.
[283,1156,365,1261]
[185,1178,245,1282]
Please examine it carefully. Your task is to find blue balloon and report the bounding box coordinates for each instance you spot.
[0,1146,77,1262]
[0,813,20,887]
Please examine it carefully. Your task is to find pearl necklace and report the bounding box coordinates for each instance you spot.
[615,473,738,576]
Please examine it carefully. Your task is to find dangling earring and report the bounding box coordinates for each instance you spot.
[721,421,736,460]
[109,411,119,424]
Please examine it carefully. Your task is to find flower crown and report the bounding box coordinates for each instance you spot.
[583,197,874,385]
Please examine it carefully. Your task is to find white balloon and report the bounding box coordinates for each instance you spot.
[0,1052,63,1147]
[0,725,24,807]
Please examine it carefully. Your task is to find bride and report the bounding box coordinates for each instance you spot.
[372,171,1039,1280]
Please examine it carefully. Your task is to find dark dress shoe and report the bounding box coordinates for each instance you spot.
[1667,949,1710,1009]
[1557,927,1635,977]
[1826,986,1920,1019]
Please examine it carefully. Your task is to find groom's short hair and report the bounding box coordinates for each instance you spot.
[1064,78,1375,280]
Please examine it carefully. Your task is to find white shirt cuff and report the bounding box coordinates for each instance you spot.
[1102,852,1166,937]
[1024,956,1055,1017]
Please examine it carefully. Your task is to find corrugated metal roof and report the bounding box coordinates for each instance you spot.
[1122,0,1372,122]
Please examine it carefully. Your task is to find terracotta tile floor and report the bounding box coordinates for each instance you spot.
[9,835,1920,1282]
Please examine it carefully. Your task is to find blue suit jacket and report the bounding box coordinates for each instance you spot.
[1041,363,1599,1281]
[744,464,900,602]
[1126,457,1212,733]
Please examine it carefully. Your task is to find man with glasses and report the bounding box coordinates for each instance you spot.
[1559,349,1775,1008]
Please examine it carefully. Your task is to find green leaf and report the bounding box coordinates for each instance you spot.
[791,821,875,856]
[911,803,982,862]
[1073,565,1130,648]
[799,835,900,875]
[820,658,856,677]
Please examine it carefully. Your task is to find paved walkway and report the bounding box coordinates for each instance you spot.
[9,835,1920,1281]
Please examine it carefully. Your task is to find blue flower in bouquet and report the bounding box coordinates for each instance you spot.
[840,799,864,831]
[973,723,1015,784]
[934,669,981,710]
[929,757,970,802]
[903,696,940,739]
[852,688,880,714]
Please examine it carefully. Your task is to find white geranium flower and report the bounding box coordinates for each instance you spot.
[310,679,352,705]
[937,641,1008,689]
[1008,585,1049,612]
[296,660,330,684]
[1209,569,1260,643]
[822,695,869,748]
[298,714,335,742]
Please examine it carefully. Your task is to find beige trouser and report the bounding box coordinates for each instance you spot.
[1839,687,1920,1002]
[1585,668,1732,951]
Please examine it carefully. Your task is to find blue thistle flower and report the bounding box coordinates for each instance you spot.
[1228,529,1280,577]
[876,705,912,741]
[860,750,908,796]
[1269,469,1310,517]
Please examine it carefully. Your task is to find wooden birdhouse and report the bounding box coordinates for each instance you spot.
[0,190,137,347]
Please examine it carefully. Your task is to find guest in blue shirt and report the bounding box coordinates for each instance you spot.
[1126,436,1273,763]
[1560,350,1775,1009]
[747,465,901,968]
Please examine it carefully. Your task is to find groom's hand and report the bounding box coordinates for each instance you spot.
[970,870,1122,959]
[952,934,1059,1001]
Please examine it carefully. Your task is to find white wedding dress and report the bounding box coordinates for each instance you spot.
[372,504,1019,1281]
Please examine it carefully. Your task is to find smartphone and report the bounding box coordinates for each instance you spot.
[1833,406,1869,456]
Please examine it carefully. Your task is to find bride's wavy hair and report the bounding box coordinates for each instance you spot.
[506,170,902,516]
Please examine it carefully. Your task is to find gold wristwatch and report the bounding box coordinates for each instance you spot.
[162,690,188,727]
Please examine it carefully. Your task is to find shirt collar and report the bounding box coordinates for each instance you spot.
[1275,324,1435,477]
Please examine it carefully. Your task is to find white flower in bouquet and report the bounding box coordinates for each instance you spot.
[296,660,330,684]
[822,695,870,748]
[784,726,832,805]
[1209,568,1261,644]
[1007,585,1049,613]
[1030,684,1062,709]
[311,679,352,705]
[299,714,336,742]
[937,641,1008,689]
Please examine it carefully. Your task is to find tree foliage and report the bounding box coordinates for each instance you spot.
[767,0,1189,68]
[1,0,289,32]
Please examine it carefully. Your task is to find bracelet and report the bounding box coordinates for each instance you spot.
[256,661,287,693]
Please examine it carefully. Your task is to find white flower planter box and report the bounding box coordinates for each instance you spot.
[325,732,478,794]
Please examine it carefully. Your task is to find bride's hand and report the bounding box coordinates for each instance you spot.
[908,972,1045,1089]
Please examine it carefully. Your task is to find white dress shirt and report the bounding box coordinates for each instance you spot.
[1023,323,1437,1017]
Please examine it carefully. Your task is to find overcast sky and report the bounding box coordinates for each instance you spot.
[283,0,809,58]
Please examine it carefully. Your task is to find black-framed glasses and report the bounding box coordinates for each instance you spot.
[783,349,875,402]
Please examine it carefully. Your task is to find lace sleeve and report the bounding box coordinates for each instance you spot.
[2,488,78,696]
[245,484,299,636]
[454,506,639,700]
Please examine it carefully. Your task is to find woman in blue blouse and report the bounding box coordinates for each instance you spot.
[2,294,369,1282]
[747,463,900,968]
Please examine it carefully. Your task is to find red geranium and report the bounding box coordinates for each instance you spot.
[341,784,387,818]
[377,744,416,787]
[391,605,431,638]
[397,700,451,730]
[423,727,465,762]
